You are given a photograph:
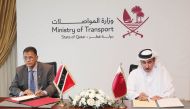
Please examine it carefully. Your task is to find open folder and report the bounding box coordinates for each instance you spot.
[6,95,59,107]
[133,98,184,108]
[20,97,59,107]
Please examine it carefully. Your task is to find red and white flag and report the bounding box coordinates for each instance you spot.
[53,65,75,94]
[112,65,127,99]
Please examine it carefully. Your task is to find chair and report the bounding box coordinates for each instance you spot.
[45,62,57,76]
[129,64,138,74]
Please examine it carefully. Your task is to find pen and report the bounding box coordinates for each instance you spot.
[35,86,42,94]
[39,86,43,90]
[147,97,151,102]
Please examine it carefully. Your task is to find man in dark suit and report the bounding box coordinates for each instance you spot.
[9,46,56,97]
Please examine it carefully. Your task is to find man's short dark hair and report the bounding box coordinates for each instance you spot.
[23,46,37,55]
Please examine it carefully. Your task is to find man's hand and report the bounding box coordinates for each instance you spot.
[35,90,46,97]
[23,89,34,95]
[151,96,162,101]
[137,92,149,101]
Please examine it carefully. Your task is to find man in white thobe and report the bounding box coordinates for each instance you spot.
[127,49,175,101]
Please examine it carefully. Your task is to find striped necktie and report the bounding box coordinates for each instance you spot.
[29,70,35,93]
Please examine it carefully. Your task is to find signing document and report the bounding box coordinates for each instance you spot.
[133,99,157,107]
[11,95,38,102]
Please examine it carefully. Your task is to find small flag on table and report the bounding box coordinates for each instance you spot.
[53,65,75,95]
[112,65,127,99]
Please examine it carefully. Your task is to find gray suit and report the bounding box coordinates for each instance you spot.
[9,62,56,97]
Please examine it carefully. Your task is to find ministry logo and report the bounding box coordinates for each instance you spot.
[117,6,149,38]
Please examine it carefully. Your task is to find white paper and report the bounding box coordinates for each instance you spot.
[157,98,184,107]
[11,95,37,101]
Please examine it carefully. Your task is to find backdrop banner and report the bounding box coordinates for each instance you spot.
[16,0,190,99]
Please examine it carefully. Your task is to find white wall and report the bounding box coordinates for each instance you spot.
[16,0,190,100]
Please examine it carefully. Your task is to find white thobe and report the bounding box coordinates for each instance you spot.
[127,63,175,100]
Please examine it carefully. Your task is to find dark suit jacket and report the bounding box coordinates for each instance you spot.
[9,62,56,97]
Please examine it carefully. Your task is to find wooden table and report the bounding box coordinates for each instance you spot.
[1,97,190,109]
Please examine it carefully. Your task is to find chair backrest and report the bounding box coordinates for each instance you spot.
[129,64,138,74]
[45,62,57,76]
[45,62,59,98]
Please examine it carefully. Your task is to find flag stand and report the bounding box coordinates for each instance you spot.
[118,97,127,108]
[57,92,66,107]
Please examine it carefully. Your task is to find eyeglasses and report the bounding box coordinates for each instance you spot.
[23,56,35,61]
